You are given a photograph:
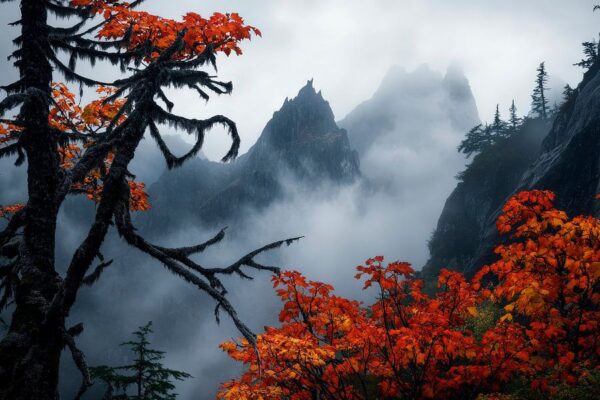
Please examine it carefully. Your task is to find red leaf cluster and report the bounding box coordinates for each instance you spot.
[70,1,260,59]
[219,191,600,399]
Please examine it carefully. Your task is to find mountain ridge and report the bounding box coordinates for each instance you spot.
[138,80,360,234]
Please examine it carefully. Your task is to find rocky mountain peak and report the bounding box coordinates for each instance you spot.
[140,80,360,231]
[261,79,339,149]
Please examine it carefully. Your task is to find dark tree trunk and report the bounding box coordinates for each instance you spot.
[0,1,63,399]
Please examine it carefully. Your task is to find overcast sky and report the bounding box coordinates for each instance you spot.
[141,0,600,158]
[2,2,599,397]
[1,1,598,159]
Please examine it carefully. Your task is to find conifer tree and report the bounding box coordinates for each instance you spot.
[508,100,521,131]
[531,62,550,119]
[90,322,191,400]
[563,84,576,103]
[491,104,508,137]
[457,123,493,158]
[574,34,600,70]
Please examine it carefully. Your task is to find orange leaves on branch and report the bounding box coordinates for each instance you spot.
[0,120,23,146]
[127,181,150,211]
[70,1,260,60]
[48,82,149,212]
[0,204,24,220]
[220,191,600,400]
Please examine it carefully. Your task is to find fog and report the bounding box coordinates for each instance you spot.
[1,1,600,399]
[48,62,480,398]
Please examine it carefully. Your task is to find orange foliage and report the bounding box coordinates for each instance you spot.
[0,204,24,220]
[0,83,148,212]
[70,0,260,59]
[219,191,600,400]
[1,1,260,216]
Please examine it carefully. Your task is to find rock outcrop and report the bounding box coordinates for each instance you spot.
[424,62,600,278]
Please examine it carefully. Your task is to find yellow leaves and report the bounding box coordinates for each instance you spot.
[339,316,353,332]
[504,304,514,312]
[467,306,478,317]
[220,341,237,353]
[500,313,513,322]
[465,348,477,359]
[81,106,96,125]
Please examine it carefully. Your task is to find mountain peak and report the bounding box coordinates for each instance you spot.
[295,78,323,101]
[259,80,339,149]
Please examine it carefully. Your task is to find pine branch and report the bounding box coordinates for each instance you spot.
[48,50,113,87]
[114,200,300,348]
[47,19,88,38]
[0,79,25,94]
[148,120,204,169]
[45,0,90,19]
[0,143,20,160]
[164,70,232,95]
[50,38,144,66]
[166,45,217,70]
[162,228,227,257]
[152,105,240,162]
[82,259,113,286]
[207,237,303,277]
[0,93,27,116]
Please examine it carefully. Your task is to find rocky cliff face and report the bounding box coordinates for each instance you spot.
[422,119,551,279]
[139,80,360,233]
[424,62,600,278]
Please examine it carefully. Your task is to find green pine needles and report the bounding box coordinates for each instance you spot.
[90,322,191,400]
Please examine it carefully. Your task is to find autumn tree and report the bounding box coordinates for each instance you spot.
[0,1,298,399]
[531,62,550,119]
[219,191,600,400]
[90,322,191,400]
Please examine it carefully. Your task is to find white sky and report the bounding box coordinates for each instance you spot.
[1,1,599,159]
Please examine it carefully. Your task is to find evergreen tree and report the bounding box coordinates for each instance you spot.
[91,322,191,400]
[563,84,576,103]
[574,34,600,70]
[491,104,508,137]
[531,62,550,119]
[458,123,494,158]
[508,100,521,131]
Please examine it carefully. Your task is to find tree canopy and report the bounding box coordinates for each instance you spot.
[219,191,600,400]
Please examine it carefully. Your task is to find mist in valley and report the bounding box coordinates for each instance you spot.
[1,1,599,399]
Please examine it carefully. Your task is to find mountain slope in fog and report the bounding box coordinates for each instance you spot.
[139,80,360,234]
[423,61,600,278]
[338,65,479,196]
[340,65,479,154]
[422,118,551,279]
